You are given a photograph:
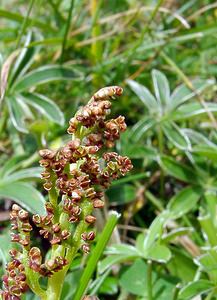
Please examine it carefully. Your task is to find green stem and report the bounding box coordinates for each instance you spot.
[157,125,164,198]
[73,211,120,300]
[172,284,181,300]
[147,260,153,300]
[16,0,35,48]
[145,190,164,211]
[61,0,74,62]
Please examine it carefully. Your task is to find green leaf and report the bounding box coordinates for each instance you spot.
[167,248,196,282]
[195,249,217,282]
[98,253,138,275]
[111,173,148,186]
[13,65,82,92]
[2,167,42,183]
[98,276,118,295]
[0,50,19,101]
[106,184,136,205]
[120,258,175,297]
[129,116,156,142]
[162,121,191,150]
[126,79,159,113]
[7,96,29,133]
[0,181,45,214]
[179,280,214,299]
[192,145,217,163]
[152,69,170,107]
[170,79,215,110]
[143,211,170,254]
[146,244,172,263]
[21,92,65,126]
[182,129,217,147]
[60,270,82,300]
[198,214,217,247]
[0,155,27,177]
[162,227,193,243]
[0,9,54,32]
[122,144,157,159]
[160,156,199,184]
[105,244,139,256]
[173,102,217,120]
[167,186,202,219]
[120,259,148,296]
[204,193,217,228]
[10,31,40,85]
[0,230,12,268]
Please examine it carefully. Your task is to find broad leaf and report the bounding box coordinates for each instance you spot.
[146,243,172,263]
[0,181,45,214]
[119,259,148,296]
[167,186,202,219]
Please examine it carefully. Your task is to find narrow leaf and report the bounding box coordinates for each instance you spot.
[173,102,217,120]
[0,9,54,31]
[10,31,40,84]
[13,65,82,92]
[126,79,158,113]
[0,50,19,101]
[160,156,200,184]
[3,167,42,183]
[170,79,215,110]
[143,211,170,254]
[162,121,191,150]
[179,280,214,299]
[152,69,170,107]
[21,92,65,125]
[6,96,29,133]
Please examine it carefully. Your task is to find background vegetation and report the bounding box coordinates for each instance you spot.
[1,0,217,299]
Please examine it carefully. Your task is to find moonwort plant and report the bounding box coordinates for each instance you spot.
[0,86,133,300]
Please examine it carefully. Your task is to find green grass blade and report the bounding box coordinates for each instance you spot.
[73,211,120,300]
[0,9,54,32]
